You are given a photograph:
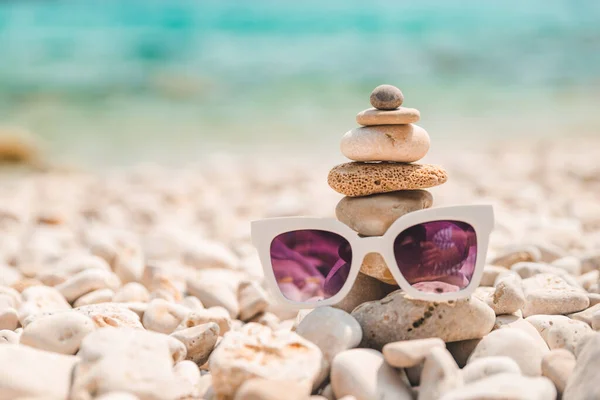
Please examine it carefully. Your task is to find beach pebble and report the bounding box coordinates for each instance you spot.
[419,347,463,400]
[335,190,433,237]
[479,275,525,315]
[352,291,495,349]
[187,270,241,318]
[181,295,204,311]
[532,242,567,263]
[20,311,95,354]
[592,310,600,330]
[172,360,201,398]
[467,329,547,376]
[72,328,182,399]
[513,262,580,287]
[112,282,150,303]
[237,281,269,321]
[166,335,187,363]
[494,317,549,353]
[95,392,141,400]
[143,298,190,334]
[55,268,121,303]
[178,306,232,335]
[209,323,322,399]
[73,288,115,308]
[234,378,310,400]
[328,162,448,198]
[333,272,398,314]
[171,322,219,365]
[74,303,143,329]
[525,314,592,353]
[0,329,18,344]
[490,246,541,268]
[541,348,575,397]
[563,333,600,400]
[0,344,78,399]
[0,264,21,287]
[382,337,445,368]
[370,85,404,110]
[576,270,598,290]
[440,373,557,400]
[340,124,430,163]
[18,286,71,325]
[356,107,420,126]
[581,252,600,274]
[296,307,362,385]
[461,356,521,384]
[522,273,589,317]
[331,348,412,400]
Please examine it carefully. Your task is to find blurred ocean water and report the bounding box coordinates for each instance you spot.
[0,0,599,163]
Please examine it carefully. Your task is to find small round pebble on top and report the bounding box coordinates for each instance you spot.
[370,85,404,110]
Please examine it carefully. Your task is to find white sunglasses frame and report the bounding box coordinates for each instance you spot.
[251,205,494,309]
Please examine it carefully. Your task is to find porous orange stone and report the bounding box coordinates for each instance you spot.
[327,162,448,197]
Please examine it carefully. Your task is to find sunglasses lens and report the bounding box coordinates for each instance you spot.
[393,220,477,294]
[269,230,352,303]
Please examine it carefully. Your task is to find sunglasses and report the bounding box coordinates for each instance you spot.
[251,205,494,308]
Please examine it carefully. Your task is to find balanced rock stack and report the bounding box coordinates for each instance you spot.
[328,84,448,284]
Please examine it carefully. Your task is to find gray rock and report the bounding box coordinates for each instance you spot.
[351,291,495,349]
[370,84,404,110]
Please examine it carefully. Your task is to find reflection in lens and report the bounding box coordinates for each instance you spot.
[393,221,477,294]
[270,230,352,302]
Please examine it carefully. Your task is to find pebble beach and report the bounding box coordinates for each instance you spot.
[1,91,600,400]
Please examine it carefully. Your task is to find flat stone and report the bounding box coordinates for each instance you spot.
[461,356,521,384]
[209,323,322,399]
[0,344,77,398]
[331,348,412,400]
[542,349,575,397]
[356,107,420,126]
[440,373,557,400]
[522,273,589,317]
[382,337,445,368]
[419,347,463,400]
[336,190,433,237]
[333,272,398,314]
[467,329,547,376]
[370,85,404,110]
[525,315,592,353]
[20,311,96,354]
[328,162,448,197]
[351,291,495,349]
[340,124,430,163]
[170,322,219,365]
[234,378,309,400]
[563,333,600,400]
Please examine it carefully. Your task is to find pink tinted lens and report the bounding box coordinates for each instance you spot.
[270,230,352,303]
[393,220,477,294]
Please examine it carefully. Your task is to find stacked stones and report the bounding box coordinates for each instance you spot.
[328,84,448,284]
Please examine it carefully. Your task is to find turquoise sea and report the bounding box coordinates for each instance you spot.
[0,0,599,163]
